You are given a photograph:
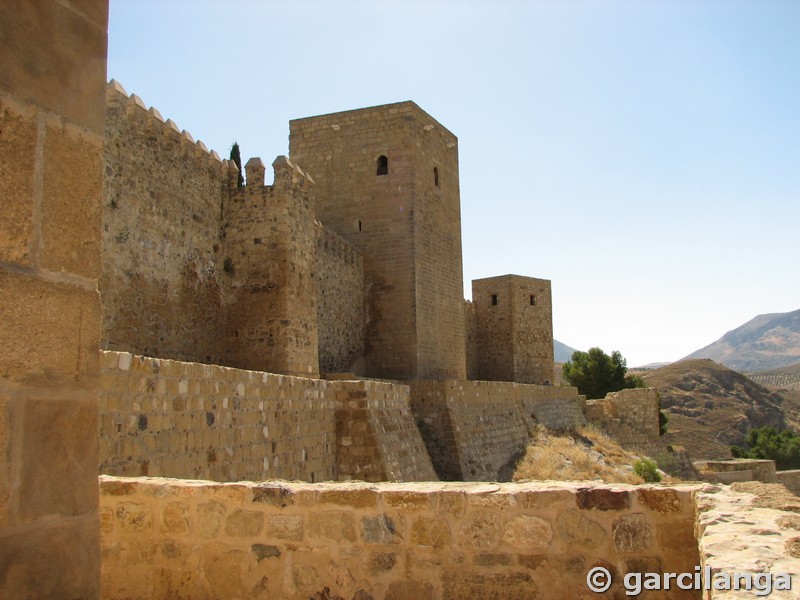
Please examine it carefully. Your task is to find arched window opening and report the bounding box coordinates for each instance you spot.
[434,167,439,187]
[377,155,388,176]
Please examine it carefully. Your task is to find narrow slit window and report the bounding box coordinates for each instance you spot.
[530,295,536,306]
[358,219,362,232]
[377,155,388,176]
[491,294,498,306]
[434,167,439,187]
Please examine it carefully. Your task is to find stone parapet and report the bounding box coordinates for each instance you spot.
[99,477,701,600]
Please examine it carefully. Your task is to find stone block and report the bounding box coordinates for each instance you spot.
[19,396,98,521]
[576,488,631,511]
[556,509,606,549]
[613,513,652,552]
[501,515,553,551]
[0,100,36,265]
[441,571,535,599]
[636,488,682,514]
[0,270,101,385]
[266,513,304,541]
[308,511,356,542]
[224,509,263,537]
[41,122,103,277]
[361,514,403,544]
[0,1,108,133]
[319,487,378,509]
[385,580,434,600]
[410,516,452,548]
[161,501,189,534]
[0,515,99,599]
[457,510,501,548]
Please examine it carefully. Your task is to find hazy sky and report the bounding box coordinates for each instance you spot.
[107,0,799,367]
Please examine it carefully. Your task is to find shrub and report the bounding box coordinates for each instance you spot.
[633,458,661,483]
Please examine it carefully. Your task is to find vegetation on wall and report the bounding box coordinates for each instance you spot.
[230,141,244,187]
[731,426,800,470]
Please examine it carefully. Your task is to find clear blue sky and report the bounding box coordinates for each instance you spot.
[108,0,800,367]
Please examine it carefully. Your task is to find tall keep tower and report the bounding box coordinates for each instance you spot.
[290,101,466,380]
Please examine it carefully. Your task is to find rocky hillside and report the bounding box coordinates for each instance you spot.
[639,359,800,461]
[747,362,800,391]
[683,309,800,371]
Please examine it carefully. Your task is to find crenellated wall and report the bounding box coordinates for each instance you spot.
[101,81,232,365]
[223,156,319,376]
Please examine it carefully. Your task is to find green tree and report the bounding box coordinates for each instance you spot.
[230,141,244,187]
[731,426,800,470]
[561,347,644,400]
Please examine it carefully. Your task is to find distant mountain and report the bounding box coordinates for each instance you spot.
[554,339,579,363]
[640,359,800,461]
[682,309,800,372]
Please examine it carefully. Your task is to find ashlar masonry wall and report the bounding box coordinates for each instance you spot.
[99,351,435,483]
[409,380,584,481]
[99,477,701,600]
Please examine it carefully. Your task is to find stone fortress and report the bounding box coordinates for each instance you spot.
[98,79,664,484]
[3,3,799,597]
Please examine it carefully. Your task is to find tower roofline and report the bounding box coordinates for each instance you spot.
[290,100,457,141]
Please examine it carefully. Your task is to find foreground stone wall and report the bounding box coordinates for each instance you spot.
[99,477,700,600]
[409,380,584,481]
[0,1,108,597]
[99,351,434,483]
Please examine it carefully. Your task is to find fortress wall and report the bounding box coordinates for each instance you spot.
[316,223,366,374]
[586,388,662,458]
[409,380,584,481]
[223,157,319,376]
[101,82,232,364]
[99,351,337,483]
[99,352,435,483]
[99,477,700,600]
[463,300,479,379]
[334,381,438,483]
[776,470,800,495]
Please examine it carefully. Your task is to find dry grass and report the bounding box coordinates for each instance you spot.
[512,426,653,484]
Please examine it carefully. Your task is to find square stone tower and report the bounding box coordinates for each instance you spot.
[471,275,555,384]
[290,102,466,380]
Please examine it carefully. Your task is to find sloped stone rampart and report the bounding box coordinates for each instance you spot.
[586,388,662,457]
[99,352,435,483]
[409,380,584,481]
[99,477,700,600]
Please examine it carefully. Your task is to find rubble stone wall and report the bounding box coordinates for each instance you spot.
[99,477,701,600]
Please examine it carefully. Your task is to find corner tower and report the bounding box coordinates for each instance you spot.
[290,102,465,379]
[471,275,555,384]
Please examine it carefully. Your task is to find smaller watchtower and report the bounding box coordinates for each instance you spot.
[471,275,554,385]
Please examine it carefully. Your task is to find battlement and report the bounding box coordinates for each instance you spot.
[105,79,234,174]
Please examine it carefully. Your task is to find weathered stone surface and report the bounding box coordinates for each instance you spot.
[308,511,356,542]
[115,502,151,532]
[576,488,631,511]
[385,580,435,600]
[319,488,378,509]
[656,519,696,552]
[441,571,535,599]
[636,488,681,514]
[474,552,513,567]
[251,544,281,561]
[161,501,189,534]
[368,551,397,574]
[0,100,36,265]
[266,513,304,541]
[197,500,225,538]
[384,490,432,511]
[224,509,263,537]
[556,509,606,549]
[361,514,402,544]
[458,510,501,547]
[252,484,295,507]
[293,564,319,588]
[410,516,452,548]
[613,513,652,552]
[501,514,552,551]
